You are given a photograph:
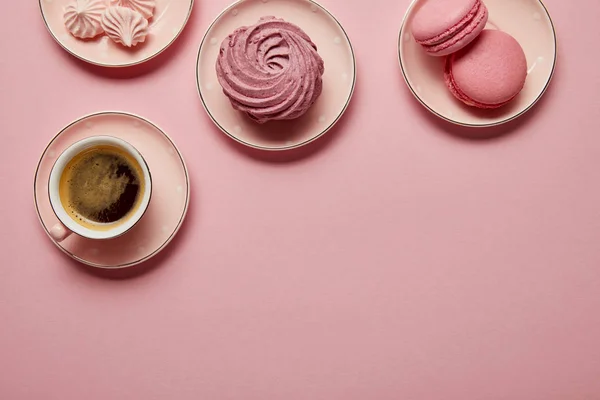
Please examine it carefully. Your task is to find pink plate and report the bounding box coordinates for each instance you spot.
[39,0,194,67]
[196,0,356,151]
[399,0,557,127]
[34,112,190,268]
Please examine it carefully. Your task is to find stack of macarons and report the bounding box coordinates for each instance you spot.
[412,0,527,109]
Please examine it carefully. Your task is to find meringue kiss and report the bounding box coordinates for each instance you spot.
[109,0,156,20]
[101,6,149,47]
[64,0,106,39]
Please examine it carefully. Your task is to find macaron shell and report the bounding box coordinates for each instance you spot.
[444,66,472,105]
[444,57,513,109]
[424,3,488,56]
[412,0,479,42]
[447,30,528,107]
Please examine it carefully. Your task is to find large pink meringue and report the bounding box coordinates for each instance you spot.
[216,17,325,124]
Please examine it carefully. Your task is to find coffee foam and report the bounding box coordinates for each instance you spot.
[59,145,145,230]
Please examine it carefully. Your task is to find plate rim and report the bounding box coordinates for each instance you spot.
[397,0,558,128]
[196,0,357,152]
[33,111,191,269]
[38,0,195,68]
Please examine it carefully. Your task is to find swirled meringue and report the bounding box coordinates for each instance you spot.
[109,0,156,20]
[101,6,149,47]
[64,0,106,39]
[216,17,325,124]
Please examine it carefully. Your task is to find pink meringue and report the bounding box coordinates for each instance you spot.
[109,0,156,20]
[216,16,325,124]
[64,0,106,39]
[101,6,149,47]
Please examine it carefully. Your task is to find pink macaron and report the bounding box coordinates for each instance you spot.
[411,0,489,57]
[444,30,528,109]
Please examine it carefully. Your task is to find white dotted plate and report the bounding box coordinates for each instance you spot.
[39,0,194,67]
[398,0,557,127]
[196,0,356,151]
[34,112,190,268]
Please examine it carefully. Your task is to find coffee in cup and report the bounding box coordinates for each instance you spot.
[49,136,152,241]
[59,145,146,229]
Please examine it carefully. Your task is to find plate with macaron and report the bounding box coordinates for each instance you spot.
[196,0,356,151]
[399,0,557,127]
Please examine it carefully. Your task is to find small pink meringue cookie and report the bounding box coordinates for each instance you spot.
[216,16,325,124]
[64,0,106,39]
[109,0,156,20]
[101,6,149,48]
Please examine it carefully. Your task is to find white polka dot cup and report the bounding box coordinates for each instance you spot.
[48,136,152,242]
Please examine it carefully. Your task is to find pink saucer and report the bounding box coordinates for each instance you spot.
[196,0,356,151]
[34,112,190,268]
[39,0,194,67]
[399,0,557,127]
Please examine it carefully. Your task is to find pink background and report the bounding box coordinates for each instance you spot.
[1,0,600,399]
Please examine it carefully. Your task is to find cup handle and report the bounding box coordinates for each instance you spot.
[49,223,73,242]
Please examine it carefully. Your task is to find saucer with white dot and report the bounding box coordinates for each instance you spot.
[34,112,190,268]
[196,0,356,151]
[398,0,557,127]
[39,0,194,67]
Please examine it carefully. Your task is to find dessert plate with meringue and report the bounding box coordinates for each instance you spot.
[197,0,356,151]
[39,0,194,67]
